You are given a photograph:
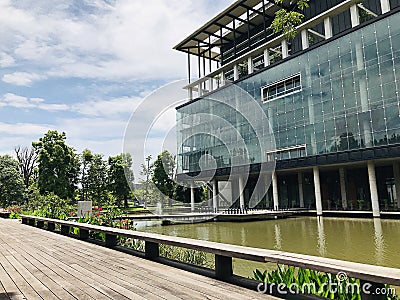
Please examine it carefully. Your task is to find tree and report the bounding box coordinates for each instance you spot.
[139,155,154,206]
[86,153,109,206]
[32,130,80,199]
[152,150,176,202]
[80,149,93,201]
[0,155,26,207]
[14,146,37,188]
[271,0,310,40]
[108,153,134,208]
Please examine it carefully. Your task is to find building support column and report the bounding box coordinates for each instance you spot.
[198,83,203,97]
[381,0,391,13]
[272,172,279,210]
[324,17,333,39]
[209,78,214,92]
[247,57,253,74]
[212,179,218,212]
[281,39,289,59]
[188,87,193,101]
[220,71,225,87]
[301,29,309,50]
[367,161,380,217]
[298,172,304,208]
[339,168,348,210]
[313,167,323,216]
[238,176,245,210]
[233,64,239,81]
[190,183,195,212]
[393,162,400,209]
[263,49,270,67]
[350,4,360,27]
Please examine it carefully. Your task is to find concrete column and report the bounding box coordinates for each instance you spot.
[301,29,309,50]
[272,172,279,210]
[281,39,289,59]
[247,57,253,74]
[190,183,195,212]
[350,5,360,27]
[263,48,270,67]
[339,168,348,210]
[188,87,193,101]
[209,78,214,91]
[393,162,400,209]
[381,0,391,13]
[313,166,323,216]
[367,161,380,217]
[298,172,304,208]
[198,83,203,97]
[238,176,245,210]
[233,64,239,81]
[212,179,218,212]
[220,71,225,86]
[324,17,332,39]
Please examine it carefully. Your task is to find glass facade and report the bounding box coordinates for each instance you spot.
[177,13,400,174]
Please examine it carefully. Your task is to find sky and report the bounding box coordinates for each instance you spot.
[0,0,232,180]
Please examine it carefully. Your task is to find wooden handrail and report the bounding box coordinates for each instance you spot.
[20,215,400,287]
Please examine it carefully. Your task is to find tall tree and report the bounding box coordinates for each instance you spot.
[139,155,154,207]
[14,146,37,188]
[32,130,80,199]
[86,153,109,206]
[152,150,176,201]
[108,153,134,208]
[80,149,93,201]
[0,155,26,207]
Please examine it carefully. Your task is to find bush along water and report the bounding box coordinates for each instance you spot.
[253,265,399,300]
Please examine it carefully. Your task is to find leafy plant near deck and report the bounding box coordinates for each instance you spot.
[253,265,399,300]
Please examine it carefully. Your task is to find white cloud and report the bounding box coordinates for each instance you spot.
[0,52,14,67]
[0,122,53,136]
[0,93,68,111]
[72,96,138,117]
[0,0,232,81]
[2,72,44,86]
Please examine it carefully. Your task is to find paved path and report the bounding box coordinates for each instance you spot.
[0,219,277,300]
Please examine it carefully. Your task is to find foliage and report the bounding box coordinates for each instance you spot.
[108,153,134,208]
[31,193,72,220]
[32,130,80,199]
[14,146,37,188]
[152,150,175,200]
[138,155,154,206]
[80,150,109,206]
[119,238,212,268]
[0,155,26,207]
[254,265,399,299]
[159,244,213,268]
[271,0,310,40]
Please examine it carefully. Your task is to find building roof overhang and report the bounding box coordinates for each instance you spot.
[173,0,291,60]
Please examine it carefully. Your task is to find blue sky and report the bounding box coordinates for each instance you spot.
[0,0,232,178]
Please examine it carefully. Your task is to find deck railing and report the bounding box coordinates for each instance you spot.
[20,215,400,300]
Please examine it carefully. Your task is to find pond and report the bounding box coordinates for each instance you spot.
[139,217,400,277]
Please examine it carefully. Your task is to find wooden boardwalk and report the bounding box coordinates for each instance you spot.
[0,219,277,300]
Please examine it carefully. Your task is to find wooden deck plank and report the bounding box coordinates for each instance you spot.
[45,233,266,300]
[0,219,276,300]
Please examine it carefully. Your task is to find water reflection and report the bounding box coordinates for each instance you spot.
[373,218,385,265]
[317,217,326,257]
[274,224,282,250]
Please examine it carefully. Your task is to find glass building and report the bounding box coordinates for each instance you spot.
[174,0,400,217]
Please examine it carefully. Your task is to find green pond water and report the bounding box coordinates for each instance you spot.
[139,217,400,277]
